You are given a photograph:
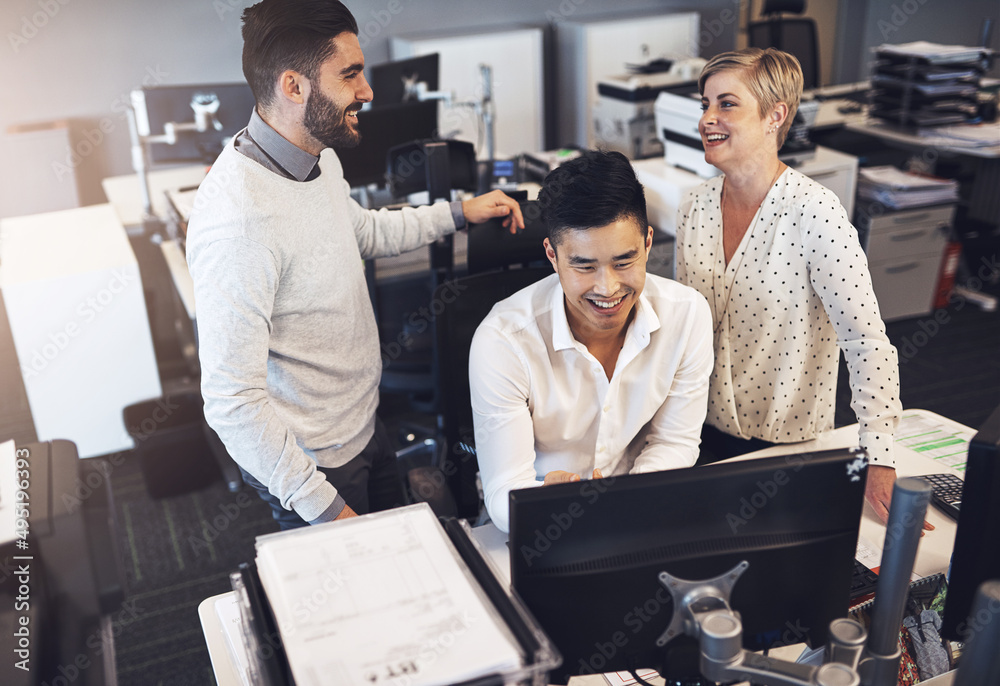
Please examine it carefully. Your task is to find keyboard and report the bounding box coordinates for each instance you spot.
[913,473,964,521]
[851,559,880,600]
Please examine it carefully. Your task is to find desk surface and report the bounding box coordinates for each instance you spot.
[201,409,970,686]
[810,95,1000,159]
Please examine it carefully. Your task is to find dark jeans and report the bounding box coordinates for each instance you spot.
[696,424,777,466]
[239,417,406,530]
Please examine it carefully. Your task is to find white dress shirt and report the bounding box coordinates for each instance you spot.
[470,273,713,532]
[676,167,902,467]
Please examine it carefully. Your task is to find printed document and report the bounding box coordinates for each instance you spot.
[255,503,521,686]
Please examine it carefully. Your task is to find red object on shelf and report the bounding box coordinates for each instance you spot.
[933,241,963,310]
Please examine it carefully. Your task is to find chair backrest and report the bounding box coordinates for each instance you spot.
[434,266,552,517]
[466,200,550,275]
[747,17,820,90]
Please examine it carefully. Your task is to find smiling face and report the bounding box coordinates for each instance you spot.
[303,31,373,150]
[699,69,781,174]
[545,219,653,345]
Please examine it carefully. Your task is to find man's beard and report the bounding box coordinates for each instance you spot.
[304,88,361,150]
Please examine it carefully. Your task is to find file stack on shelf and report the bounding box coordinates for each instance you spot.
[231,503,555,686]
[870,41,993,127]
[857,166,959,210]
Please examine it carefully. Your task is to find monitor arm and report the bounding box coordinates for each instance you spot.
[656,562,864,686]
[126,92,224,225]
[656,477,932,686]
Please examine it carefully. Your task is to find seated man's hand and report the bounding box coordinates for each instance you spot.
[544,470,581,485]
[865,465,934,533]
[544,468,605,485]
[334,503,359,520]
[462,190,525,233]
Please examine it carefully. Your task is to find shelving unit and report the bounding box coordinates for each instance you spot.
[869,43,992,128]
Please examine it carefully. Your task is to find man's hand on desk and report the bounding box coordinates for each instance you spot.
[462,190,525,233]
[335,504,359,520]
[544,468,604,485]
[866,465,934,533]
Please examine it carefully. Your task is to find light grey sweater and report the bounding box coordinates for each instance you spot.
[186,142,455,521]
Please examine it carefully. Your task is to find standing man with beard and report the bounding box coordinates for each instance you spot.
[186,0,523,530]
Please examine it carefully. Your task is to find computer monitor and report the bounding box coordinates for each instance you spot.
[942,403,1000,641]
[509,448,868,683]
[337,100,439,188]
[131,83,255,165]
[370,53,439,107]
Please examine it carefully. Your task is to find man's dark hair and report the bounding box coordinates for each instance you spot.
[537,149,648,247]
[241,0,359,111]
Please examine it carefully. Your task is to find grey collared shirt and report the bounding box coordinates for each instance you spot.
[232,109,466,227]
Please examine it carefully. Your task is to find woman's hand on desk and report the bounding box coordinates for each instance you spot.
[866,465,935,533]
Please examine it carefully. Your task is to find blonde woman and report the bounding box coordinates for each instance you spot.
[676,48,929,529]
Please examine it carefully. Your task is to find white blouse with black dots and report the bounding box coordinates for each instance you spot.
[676,167,902,467]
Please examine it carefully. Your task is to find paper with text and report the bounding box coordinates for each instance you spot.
[256,504,521,686]
[895,412,974,471]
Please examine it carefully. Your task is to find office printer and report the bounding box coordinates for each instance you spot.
[654,90,821,177]
[592,57,706,159]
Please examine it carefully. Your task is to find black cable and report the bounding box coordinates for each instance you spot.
[629,667,659,686]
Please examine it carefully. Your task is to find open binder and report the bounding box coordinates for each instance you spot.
[229,503,560,686]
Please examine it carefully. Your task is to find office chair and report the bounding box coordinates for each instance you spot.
[435,266,553,519]
[466,199,550,274]
[747,0,820,90]
[375,139,480,461]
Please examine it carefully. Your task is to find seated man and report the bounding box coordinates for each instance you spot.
[470,150,714,532]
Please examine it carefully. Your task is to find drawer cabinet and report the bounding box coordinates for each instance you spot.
[857,203,953,321]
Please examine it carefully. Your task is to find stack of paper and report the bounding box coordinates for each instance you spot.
[857,166,958,209]
[254,503,522,686]
[876,42,988,65]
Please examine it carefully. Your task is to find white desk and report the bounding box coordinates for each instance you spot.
[200,409,970,685]
[101,164,207,228]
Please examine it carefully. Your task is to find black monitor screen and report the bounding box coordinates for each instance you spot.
[132,83,255,165]
[370,53,439,107]
[509,449,868,683]
[942,403,1000,641]
[336,100,439,188]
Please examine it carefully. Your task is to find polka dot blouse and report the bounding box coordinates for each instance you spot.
[675,167,901,467]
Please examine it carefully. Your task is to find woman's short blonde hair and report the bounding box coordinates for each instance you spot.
[698,47,803,147]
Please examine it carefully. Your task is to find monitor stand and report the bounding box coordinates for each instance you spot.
[654,477,935,686]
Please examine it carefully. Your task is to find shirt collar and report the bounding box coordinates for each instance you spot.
[247,108,320,182]
[549,278,660,352]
